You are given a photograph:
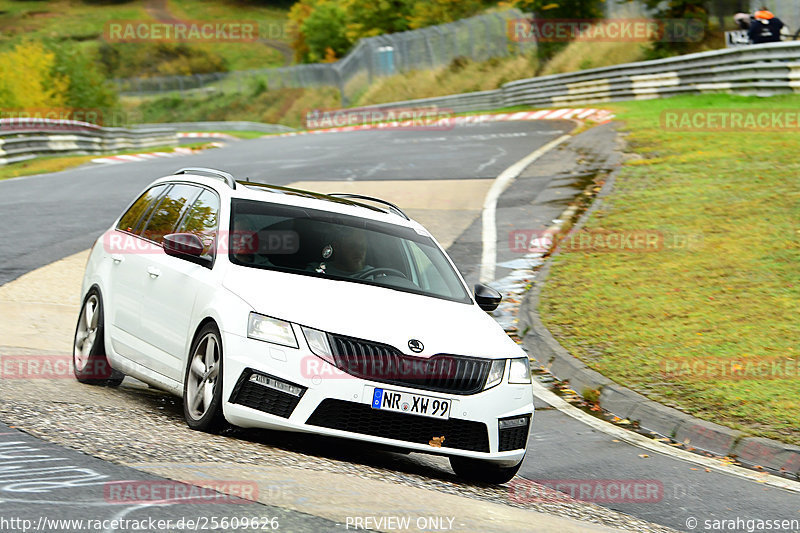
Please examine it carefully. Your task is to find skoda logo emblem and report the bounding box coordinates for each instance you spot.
[408,339,424,353]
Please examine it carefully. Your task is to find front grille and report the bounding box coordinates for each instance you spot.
[307,399,490,452]
[498,415,531,451]
[229,369,306,418]
[328,333,491,395]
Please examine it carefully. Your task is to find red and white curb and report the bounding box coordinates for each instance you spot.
[91,147,195,165]
[270,108,615,138]
[178,132,238,140]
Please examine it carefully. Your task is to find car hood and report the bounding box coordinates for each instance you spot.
[223,266,523,359]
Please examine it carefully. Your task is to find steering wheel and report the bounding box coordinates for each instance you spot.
[356,267,408,280]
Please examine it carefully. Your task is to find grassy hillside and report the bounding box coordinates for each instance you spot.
[125,18,693,127]
[128,52,542,127]
[123,86,340,129]
[0,0,290,78]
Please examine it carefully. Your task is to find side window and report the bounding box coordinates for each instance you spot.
[117,184,168,234]
[177,189,221,260]
[408,241,449,294]
[141,184,201,244]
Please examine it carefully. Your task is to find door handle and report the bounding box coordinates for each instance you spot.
[111,254,124,264]
[147,266,161,278]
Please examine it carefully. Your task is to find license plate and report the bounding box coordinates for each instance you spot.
[371,388,451,419]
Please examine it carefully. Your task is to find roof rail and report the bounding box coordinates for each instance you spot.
[175,167,236,189]
[328,193,410,220]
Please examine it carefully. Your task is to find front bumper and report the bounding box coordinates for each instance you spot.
[221,332,534,465]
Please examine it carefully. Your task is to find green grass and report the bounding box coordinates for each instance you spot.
[169,0,289,27]
[123,53,542,129]
[0,0,148,41]
[355,54,538,105]
[165,0,292,70]
[184,130,266,139]
[0,0,289,76]
[125,86,341,129]
[539,93,800,445]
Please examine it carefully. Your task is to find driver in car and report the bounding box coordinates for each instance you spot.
[321,226,372,277]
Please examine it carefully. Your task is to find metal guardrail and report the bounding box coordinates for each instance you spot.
[0,119,177,166]
[354,41,800,113]
[134,121,294,133]
[9,42,797,167]
[133,43,798,136]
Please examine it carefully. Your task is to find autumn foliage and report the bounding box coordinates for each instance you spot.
[287,0,503,63]
[0,41,69,109]
[0,40,117,112]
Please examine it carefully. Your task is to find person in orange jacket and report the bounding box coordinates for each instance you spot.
[748,7,784,43]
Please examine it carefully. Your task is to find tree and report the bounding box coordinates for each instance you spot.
[620,0,709,57]
[287,0,317,62]
[50,44,118,112]
[512,0,606,63]
[512,0,604,19]
[302,1,353,62]
[0,41,69,109]
[407,0,489,29]
[346,0,413,41]
[288,0,499,63]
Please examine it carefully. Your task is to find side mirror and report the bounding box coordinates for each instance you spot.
[474,283,501,312]
[163,233,209,266]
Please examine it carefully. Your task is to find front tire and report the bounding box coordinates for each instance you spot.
[449,455,524,484]
[73,289,124,386]
[183,323,226,432]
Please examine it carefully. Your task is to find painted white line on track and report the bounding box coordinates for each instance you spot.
[484,126,800,494]
[530,380,800,494]
[479,134,571,283]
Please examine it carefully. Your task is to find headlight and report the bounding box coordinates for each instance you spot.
[301,326,335,365]
[508,357,532,384]
[247,312,297,348]
[484,359,506,390]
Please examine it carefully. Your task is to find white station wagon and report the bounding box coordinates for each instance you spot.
[73,167,534,483]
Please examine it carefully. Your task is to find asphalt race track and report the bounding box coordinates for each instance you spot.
[0,120,569,286]
[0,421,347,532]
[1,120,798,532]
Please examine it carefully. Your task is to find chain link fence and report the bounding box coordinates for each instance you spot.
[114,9,534,105]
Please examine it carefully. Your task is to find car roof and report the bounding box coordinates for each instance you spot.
[153,168,430,234]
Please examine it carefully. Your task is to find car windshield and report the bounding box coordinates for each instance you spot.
[229,199,471,304]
